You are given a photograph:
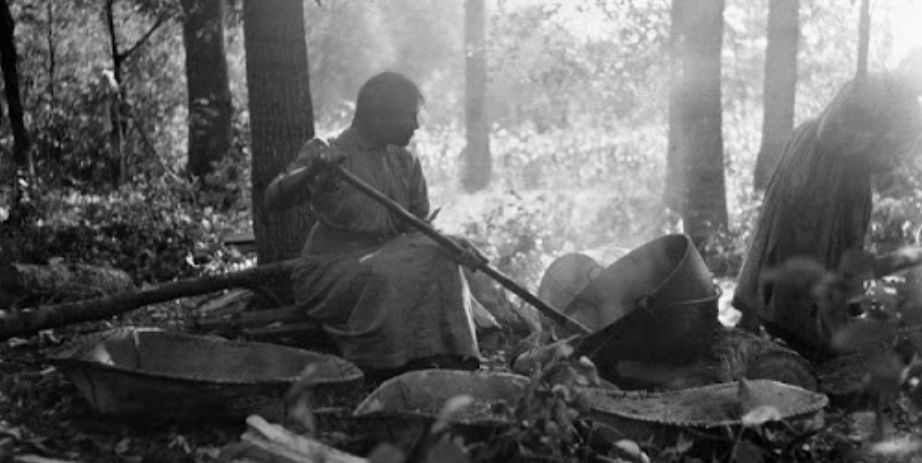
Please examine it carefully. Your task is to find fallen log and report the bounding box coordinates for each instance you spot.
[194,304,335,351]
[0,262,134,306]
[195,304,308,331]
[14,456,81,463]
[0,259,296,341]
[195,304,328,340]
[218,415,367,463]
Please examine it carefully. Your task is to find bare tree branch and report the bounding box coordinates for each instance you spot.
[120,11,171,61]
[104,0,121,84]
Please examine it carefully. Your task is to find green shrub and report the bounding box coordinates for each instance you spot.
[0,176,250,285]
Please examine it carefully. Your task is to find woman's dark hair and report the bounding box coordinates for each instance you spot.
[351,72,424,132]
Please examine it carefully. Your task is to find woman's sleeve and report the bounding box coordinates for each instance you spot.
[817,74,922,159]
[264,141,317,210]
[408,157,431,220]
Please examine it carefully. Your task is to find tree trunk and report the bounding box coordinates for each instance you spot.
[103,0,128,186]
[100,0,169,186]
[0,0,33,217]
[753,0,799,191]
[461,0,491,192]
[678,0,728,245]
[182,0,233,178]
[242,0,315,271]
[856,0,870,82]
[45,2,55,101]
[664,0,687,212]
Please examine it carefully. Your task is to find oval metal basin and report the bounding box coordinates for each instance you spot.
[582,379,828,445]
[354,369,528,428]
[48,327,363,420]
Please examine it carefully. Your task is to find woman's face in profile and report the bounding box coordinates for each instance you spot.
[372,101,420,148]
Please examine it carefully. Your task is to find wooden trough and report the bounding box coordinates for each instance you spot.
[354,370,527,426]
[349,369,828,448]
[48,327,363,420]
[583,380,829,445]
[352,370,526,445]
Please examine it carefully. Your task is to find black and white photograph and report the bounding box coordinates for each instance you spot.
[1,0,921,461]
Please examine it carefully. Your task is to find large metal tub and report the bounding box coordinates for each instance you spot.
[48,327,363,420]
[570,234,721,383]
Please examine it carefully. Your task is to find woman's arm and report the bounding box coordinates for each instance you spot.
[264,139,343,211]
[264,164,314,211]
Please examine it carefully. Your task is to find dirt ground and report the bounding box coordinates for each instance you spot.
[2,300,922,463]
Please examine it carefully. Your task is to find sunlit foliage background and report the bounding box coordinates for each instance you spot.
[1,0,920,290]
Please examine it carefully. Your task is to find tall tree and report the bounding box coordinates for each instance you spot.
[44,2,55,101]
[0,0,33,221]
[242,0,315,268]
[664,0,686,212]
[753,0,799,191]
[102,0,170,185]
[675,0,728,245]
[856,0,870,81]
[181,0,233,178]
[461,0,491,192]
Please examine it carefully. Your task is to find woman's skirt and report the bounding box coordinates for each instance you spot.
[293,232,480,371]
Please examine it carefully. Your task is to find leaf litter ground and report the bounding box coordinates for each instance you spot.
[3,302,922,462]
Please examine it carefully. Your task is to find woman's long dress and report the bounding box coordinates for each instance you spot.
[290,128,480,371]
[733,73,922,356]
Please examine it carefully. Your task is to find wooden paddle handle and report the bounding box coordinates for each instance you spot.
[875,246,922,278]
[333,165,592,335]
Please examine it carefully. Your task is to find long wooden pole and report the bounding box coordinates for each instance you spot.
[0,168,593,339]
[875,246,922,278]
[334,166,591,335]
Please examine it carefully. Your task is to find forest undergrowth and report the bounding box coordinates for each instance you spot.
[4,123,922,462]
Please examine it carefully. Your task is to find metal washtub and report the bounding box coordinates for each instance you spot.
[49,327,363,420]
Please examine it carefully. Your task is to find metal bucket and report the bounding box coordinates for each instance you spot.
[571,235,720,375]
[49,327,363,420]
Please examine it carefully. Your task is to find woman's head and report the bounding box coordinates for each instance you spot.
[351,72,424,148]
[818,71,922,171]
[895,47,922,96]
